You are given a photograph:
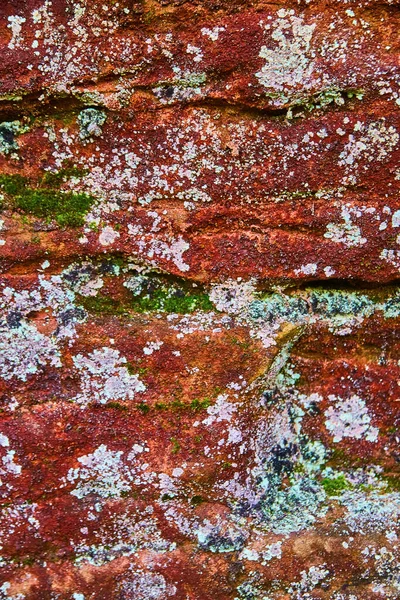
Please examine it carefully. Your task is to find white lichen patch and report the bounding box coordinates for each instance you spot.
[186,44,203,63]
[338,119,399,183]
[66,443,150,499]
[392,210,400,229]
[202,394,237,426]
[0,322,61,382]
[127,224,190,273]
[168,311,232,338]
[0,121,23,155]
[0,581,25,600]
[7,15,26,50]
[294,263,317,276]
[201,27,225,41]
[120,569,176,600]
[209,279,392,349]
[72,347,145,406]
[340,491,400,534]
[73,512,174,566]
[288,564,330,597]
[324,204,368,248]
[98,225,120,247]
[256,10,316,93]
[0,271,85,341]
[381,248,400,271]
[143,340,163,356]
[0,219,5,247]
[324,394,379,443]
[61,262,107,298]
[209,279,257,315]
[0,435,22,498]
[0,266,105,382]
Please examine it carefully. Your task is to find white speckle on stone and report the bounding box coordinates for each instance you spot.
[380,248,400,270]
[99,226,120,246]
[201,26,225,41]
[324,266,336,277]
[295,263,317,276]
[172,468,184,478]
[0,434,9,447]
[324,205,367,248]
[203,395,237,426]
[186,44,203,63]
[392,210,400,228]
[143,340,163,355]
[7,15,26,50]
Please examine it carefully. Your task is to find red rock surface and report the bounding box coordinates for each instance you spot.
[0,1,400,599]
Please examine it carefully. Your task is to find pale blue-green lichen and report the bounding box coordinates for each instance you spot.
[0,121,23,154]
[77,108,107,140]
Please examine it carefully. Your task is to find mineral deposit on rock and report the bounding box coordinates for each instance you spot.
[0,0,399,598]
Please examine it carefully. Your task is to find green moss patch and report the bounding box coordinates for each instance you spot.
[381,474,400,492]
[0,169,94,228]
[126,272,214,313]
[131,288,214,313]
[321,474,351,496]
[41,166,89,187]
[79,273,214,316]
[15,188,93,228]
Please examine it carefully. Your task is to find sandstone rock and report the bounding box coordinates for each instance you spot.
[0,1,399,599]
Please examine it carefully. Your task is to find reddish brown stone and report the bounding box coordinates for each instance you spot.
[0,1,400,598]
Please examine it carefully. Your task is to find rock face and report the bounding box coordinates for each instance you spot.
[0,0,399,598]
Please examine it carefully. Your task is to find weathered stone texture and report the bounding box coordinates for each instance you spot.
[0,0,400,598]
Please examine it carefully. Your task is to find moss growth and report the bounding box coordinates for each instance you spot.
[15,188,93,227]
[0,174,27,195]
[136,366,149,377]
[190,495,205,506]
[130,288,213,314]
[155,401,167,410]
[20,556,36,567]
[51,111,77,125]
[382,474,400,492]
[41,166,88,187]
[321,474,351,496]
[67,263,214,316]
[105,401,128,412]
[80,286,213,317]
[327,447,368,469]
[170,437,181,454]
[136,402,150,415]
[286,87,365,119]
[153,397,211,413]
[0,171,95,228]
[190,397,212,412]
[161,493,174,502]
[222,461,233,469]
